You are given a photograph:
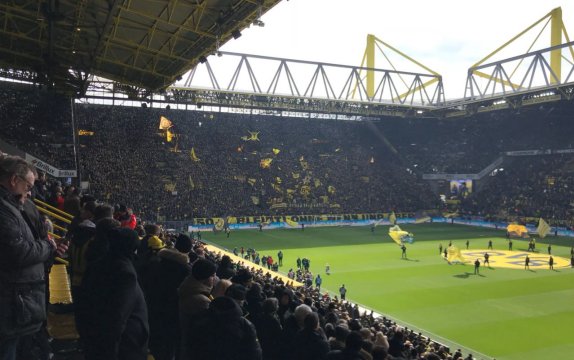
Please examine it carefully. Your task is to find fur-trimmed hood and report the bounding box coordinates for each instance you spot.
[158,247,189,265]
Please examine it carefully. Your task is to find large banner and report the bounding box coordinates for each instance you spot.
[190,212,416,232]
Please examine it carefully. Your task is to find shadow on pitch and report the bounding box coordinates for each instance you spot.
[454,272,486,279]
[401,258,420,262]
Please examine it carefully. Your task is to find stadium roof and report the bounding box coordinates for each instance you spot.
[0,0,281,94]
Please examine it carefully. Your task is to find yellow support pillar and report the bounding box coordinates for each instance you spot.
[366,34,376,98]
[550,7,562,84]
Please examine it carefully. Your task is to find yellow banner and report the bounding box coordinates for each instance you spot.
[78,129,95,136]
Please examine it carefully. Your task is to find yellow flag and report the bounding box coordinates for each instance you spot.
[166,129,174,142]
[164,183,176,192]
[389,212,397,225]
[447,246,467,263]
[260,158,273,169]
[159,116,173,130]
[328,185,336,194]
[241,131,260,141]
[248,178,257,186]
[285,217,299,228]
[388,225,408,246]
[190,148,200,162]
[537,218,551,238]
[272,148,280,155]
[276,177,282,184]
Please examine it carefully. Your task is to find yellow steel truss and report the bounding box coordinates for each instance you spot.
[472,7,573,87]
[358,34,441,101]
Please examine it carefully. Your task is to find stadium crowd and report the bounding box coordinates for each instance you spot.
[0,83,75,169]
[0,154,474,359]
[7,84,574,360]
[74,104,441,220]
[4,84,574,224]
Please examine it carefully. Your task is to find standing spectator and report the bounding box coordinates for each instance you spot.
[277,250,283,266]
[315,274,323,291]
[78,228,149,360]
[115,204,137,230]
[63,185,81,218]
[179,258,217,359]
[145,234,192,360]
[186,296,262,360]
[68,201,97,301]
[254,298,283,360]
[0,156,63,360]
[292,312,330,360]
[339,284,347,301]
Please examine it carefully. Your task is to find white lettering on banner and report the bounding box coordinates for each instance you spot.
[25,154,77,177]
[59,169,78,177]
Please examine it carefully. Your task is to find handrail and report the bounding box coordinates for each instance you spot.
[36,206,72,224]
[33,198,74,220]
[52,223,67,232]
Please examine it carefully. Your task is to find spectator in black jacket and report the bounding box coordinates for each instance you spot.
[78,228,149,360]
[186,296,262,360]
[0,156,63,360]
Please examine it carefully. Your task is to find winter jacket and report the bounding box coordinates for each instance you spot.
[144,248,190,360]
[185,296,262,360]
[0,187,53,338]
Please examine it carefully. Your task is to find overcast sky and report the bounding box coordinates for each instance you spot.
[217,0,573,100]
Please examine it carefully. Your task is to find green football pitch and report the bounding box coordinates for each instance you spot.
[205,223,574,360]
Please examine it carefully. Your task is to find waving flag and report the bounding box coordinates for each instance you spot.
[537,218,551,238]
[388,225,414,245]
[159,116,173,130]
[446,246,466,264]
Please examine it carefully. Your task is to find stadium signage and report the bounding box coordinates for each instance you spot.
[25,154,77,177]
[193,213,408,225]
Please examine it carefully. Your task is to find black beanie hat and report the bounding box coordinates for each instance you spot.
[192,258,217,280]
[175,234,192,253]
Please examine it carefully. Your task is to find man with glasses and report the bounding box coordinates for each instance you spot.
[0,155,66,360]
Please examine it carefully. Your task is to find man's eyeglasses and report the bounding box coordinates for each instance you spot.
[18,176,34,191]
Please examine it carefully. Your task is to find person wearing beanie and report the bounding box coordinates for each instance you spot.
[78,228,149,360]
[174,233,192,254]
[178,258,217,359]
[216,255,236,279]
[231,267,253,287]
[143,234,191,360]
[185,296,262,360]
[293,312,330,360]
[254,298,283,360]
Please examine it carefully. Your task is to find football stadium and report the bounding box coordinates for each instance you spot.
[1,1,574,360]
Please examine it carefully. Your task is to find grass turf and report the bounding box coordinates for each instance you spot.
[205,223,574,360]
